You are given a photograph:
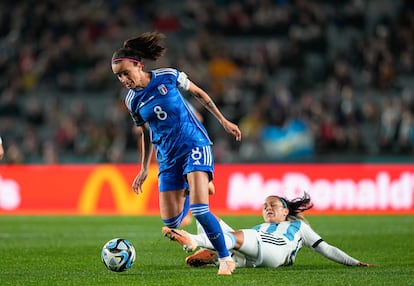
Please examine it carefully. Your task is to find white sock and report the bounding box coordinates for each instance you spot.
[196,221,204,234]
[219,256,233,262]
[219,219,235,232]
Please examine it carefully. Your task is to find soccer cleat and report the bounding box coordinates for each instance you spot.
[217,259,236,275]
[185,248,218,267]
[162,226,198,252]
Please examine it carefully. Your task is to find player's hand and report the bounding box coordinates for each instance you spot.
[132,170,148,195]
[222,119,241,141]
[357,262,376,267]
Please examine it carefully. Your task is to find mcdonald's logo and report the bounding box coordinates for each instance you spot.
[77,165,158,214]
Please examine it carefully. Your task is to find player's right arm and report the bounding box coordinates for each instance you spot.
[132,123,153,194]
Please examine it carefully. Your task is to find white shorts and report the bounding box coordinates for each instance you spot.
[239,229,292,268]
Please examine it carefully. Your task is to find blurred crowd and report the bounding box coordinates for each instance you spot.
[0,0,414,164]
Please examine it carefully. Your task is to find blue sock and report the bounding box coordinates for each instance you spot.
[190,203,229,258]
[162,194,190,228]
[181,194,190,223]
[163,213,183,229]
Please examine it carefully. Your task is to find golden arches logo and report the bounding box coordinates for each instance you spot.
[78,165,158,214]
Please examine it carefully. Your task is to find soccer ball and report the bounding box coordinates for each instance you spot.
[101,238,136,272]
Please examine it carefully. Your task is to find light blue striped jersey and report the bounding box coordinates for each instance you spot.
[252,220,323,264]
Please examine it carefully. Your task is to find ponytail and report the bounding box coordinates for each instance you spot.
[112,31,166,63]
[280,192,313,223]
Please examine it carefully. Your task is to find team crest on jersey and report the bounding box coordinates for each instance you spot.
[158,84,168,95]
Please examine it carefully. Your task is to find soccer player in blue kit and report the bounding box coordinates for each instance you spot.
[111,32,241,275]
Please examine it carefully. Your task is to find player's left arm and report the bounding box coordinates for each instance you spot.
[301,223,375,267]
[313,241,375,266]
[187,81,241,141]
[176,70,241,141]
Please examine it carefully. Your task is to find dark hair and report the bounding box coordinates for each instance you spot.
[275,192,314,222]
[112,31,166,63]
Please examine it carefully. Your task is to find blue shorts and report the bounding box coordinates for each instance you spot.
[158,145,214,192]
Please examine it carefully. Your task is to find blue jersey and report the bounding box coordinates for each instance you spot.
[124,68,212,168]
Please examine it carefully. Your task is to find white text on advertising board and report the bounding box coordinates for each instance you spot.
[227,172,414,211]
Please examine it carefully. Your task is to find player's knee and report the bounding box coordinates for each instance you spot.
[232,231,245,249]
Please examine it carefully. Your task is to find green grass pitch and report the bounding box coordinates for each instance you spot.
[0,215,413,286]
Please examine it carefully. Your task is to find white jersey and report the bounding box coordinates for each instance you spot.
[236,220,359,268]
[240,220,319,267]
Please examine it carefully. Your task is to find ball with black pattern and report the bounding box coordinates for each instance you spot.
[101,238,136,272]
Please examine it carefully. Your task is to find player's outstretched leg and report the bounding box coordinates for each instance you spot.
[162,226,198,252]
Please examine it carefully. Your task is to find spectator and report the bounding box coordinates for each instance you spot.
[0,136,4,160]
[1,0,414,163]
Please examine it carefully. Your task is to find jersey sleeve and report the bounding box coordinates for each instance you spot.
[177,71,191,90]
[299,222,323,248]
[124,89,145,126]
[300,223,359,266]
[313,241,359,266]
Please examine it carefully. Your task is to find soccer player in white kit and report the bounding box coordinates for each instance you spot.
[163,193,374,268]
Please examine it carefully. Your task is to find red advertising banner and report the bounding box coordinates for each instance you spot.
[0,163,413,215]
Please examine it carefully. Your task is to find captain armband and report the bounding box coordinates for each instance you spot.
[177,72,190,90]
[312,239,324,248]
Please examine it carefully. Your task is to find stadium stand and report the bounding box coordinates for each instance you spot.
[0,0,413,163]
